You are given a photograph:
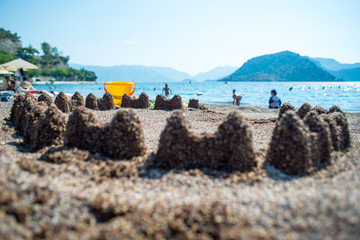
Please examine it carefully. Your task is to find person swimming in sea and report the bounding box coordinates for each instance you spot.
[232,89,243,106]
[162,83,172,96]
[269,89,282,109]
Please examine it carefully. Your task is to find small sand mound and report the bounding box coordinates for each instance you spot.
[30,105,67,151]
[38,92,53,106]
[85,93,98,110]
[15,94,37,135]
[121,92,150,108]
[188,99,199,109]
[328,105,344,115]
[65,107,102,152]
[322,114,341,151]
[266,111,312,175]
[54,92,70,113]
[278,103,295,119]
[10,95,25,121]
[23,102,48,144]
[303,111,332,168]
[70,91,85,111]
[98,92,115,111]
[154,94,182,110]
[330,112,350,151]
[296,103,312,119]
[156,111,256,171]
[98,109,147,159]
[313,106,327,115]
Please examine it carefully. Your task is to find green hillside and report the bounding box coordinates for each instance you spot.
[220,51,337,82]
[0,28,96,81]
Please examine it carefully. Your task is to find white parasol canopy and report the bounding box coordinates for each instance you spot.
[0,58,38,71]
[0,67,13,75]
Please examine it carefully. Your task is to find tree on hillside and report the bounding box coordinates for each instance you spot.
[41,42,51,56]
[17,45,39,58]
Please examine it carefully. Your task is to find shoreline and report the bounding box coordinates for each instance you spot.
[32,81,97,85]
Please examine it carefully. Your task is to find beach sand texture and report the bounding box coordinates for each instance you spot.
[1,100,360,239]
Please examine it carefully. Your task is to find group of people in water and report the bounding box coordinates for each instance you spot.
[162,83,282,109]
[233,88,281,109]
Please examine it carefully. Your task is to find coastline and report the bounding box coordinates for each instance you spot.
[32,81,97,85]
[0,102,359,239]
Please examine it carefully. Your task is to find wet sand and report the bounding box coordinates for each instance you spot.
[1,102,360,239]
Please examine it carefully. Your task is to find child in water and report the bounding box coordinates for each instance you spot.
[162,83,172,96]
[232,89,242,106]
[269,89,282,109]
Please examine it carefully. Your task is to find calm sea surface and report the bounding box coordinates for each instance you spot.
[34,81,360,112]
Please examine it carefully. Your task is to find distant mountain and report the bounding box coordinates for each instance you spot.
[69,63,190,82]
[312,57,360,71]
[330,68,360,81]
[220,51,337,82]
[310,57,360,81]
[192,66,238,81]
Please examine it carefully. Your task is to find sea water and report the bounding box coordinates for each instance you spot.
[34,81,360,112]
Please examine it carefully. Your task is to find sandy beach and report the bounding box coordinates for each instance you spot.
[1,102,360,239]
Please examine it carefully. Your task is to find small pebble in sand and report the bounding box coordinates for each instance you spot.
[154,94,182,110]
[296,103,312,119]
[266,111,312,175]
[98,109,147,159]
[121,92,150,109]
[70,91,85,111]
[37,92,53,106]
[156,111,256,171]
[30,105,67,151]
[54,92,71,113]
[85,93,98,110]
[188,99,199,109]
[303,111,332,168]
[278,103,295,119]
[65,107,102,152]
[98,92,116,111]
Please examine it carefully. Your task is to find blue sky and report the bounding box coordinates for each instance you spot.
[1,0,359,74]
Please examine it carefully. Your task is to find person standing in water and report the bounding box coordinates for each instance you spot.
[162,83,172,96]
[232,89,243,106]
[269,89,282,109]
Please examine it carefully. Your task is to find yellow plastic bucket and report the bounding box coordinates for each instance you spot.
[104,82,136,105]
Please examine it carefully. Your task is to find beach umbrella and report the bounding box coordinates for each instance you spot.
[0,67,13,75]
[0,58,38,71]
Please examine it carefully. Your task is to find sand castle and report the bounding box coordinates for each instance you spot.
[37,92,53,106]
[278,103,296,119]
[85,93,98,110]
[97,92,116,111]
[70,91,85,111]
[9,95,351,174]
[267,104,350,175]
[303,111,332,168]
[65,108,146,159]
[121,92,150,108]
[10,94,67,151]
[65,107,102,152]
[156,111,257,171]
[29,105,67,151]
[296,102,312,119]
[154,94,182,110]
[188,99,199,109]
